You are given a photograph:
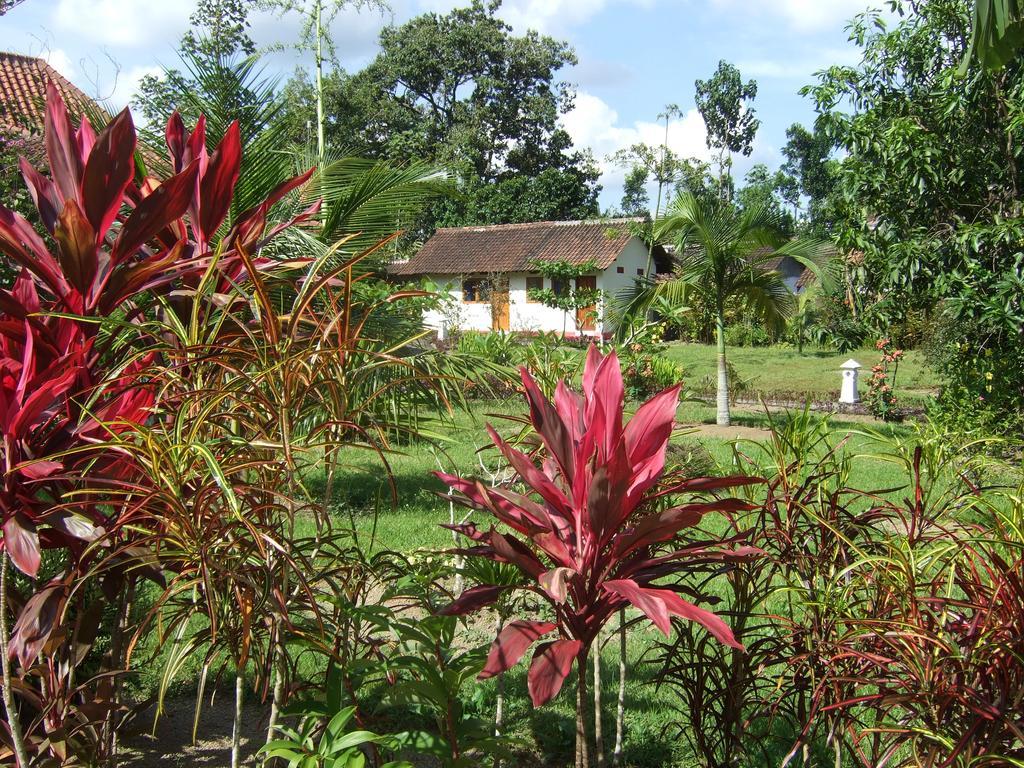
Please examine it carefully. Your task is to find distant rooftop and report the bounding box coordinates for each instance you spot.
[0,51,99,134]
[391,218,653,276]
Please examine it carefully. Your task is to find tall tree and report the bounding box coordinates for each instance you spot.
[806,0,1024,433]
[780,122,839,233]
[134,1,256,124]
[609,105,685,272]
[638,193,831,425]
[695,60,759,200]
[736,163,795,233]
[182,0,256,59]
[257,0,385,161]
[620,165,650,215]
[323,0,600,228]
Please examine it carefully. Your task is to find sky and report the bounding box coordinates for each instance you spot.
[0,0,879,210]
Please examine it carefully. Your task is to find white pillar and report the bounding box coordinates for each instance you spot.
[839,359,862,404]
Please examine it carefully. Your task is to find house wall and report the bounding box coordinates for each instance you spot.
[419,236,654,339]
[596,238,651,334]
[776,256,806,293]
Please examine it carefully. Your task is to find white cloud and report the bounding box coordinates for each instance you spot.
[562,91,713,209]
[44,48,75,79]
[736,46,861,79]
[52,0,195,48]
[710,0,876,32]
[109,64,163,111]
[416,0,651,34]
[563,90,781,210]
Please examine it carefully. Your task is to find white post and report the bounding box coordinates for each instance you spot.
[839,359,862,404]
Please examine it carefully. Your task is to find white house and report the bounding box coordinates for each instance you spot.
[391,219,666,339]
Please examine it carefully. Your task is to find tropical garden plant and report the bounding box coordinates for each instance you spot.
[435,345,762,767]
[621,192,833,425]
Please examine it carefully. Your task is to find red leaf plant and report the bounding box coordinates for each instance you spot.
[0,84,318,763]
[435,346,762,766]
[0,83,317,579]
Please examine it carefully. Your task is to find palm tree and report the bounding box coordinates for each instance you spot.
[637,192,833,426]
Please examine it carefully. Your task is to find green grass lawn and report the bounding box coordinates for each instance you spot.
[325,400,922,555]
[311,399,929,767]
[663,342,938,403]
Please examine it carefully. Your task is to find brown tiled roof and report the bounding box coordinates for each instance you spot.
[0,52,99,134]
[391,219,646,276]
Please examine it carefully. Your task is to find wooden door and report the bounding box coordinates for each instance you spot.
[576,275,597,332]
[491,285,510,331]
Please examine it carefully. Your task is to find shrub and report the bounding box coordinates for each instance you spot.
[434,346,760,767]
[865,337,904,421]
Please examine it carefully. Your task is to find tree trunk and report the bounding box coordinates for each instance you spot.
[715,309,731,426]
[314,0,325,162]
[264,640,286,765]
[0,553,30,768]
[612,611,626,767]
[575,651,591,768]
[493,613,506,768]
[231,669,244,768]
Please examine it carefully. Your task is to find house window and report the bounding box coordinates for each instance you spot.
[636,268,645,276]
[462,277,490,303]
[551,278,569,297]
[526,275,543,302]
[616,266,624,274]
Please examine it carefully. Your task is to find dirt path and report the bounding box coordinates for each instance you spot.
[120,698,268,767]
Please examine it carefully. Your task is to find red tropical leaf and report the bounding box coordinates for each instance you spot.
[604,579,742,648]
[527,638,582,707]
[81,106,136,238]
[480,620,557,680]
[43,83,84,204]
[438,584,506,616]
[539,567,575,603]
[19,157,61,233]
[53,198,98,301]
[112,161,199,262]
[8,579,67,668]
[3,513,41,577]
[197,121,241,245]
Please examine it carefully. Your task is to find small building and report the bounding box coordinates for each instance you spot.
[391,219,666,339]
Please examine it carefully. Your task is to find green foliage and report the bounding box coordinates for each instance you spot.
[320,0,600,230]
[866,337,905,421]
[966,0,1024,69]
[527,258,602,336]
[805,0,1024,435]
[780,122,841,235]
[182,0,255,59]
[735,163,795,234]
[620,165,650,215]
[695,60,759,193]
[262,702,412,768]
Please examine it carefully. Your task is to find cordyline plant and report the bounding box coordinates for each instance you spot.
[0,83,318,765]
[435,346,761,768]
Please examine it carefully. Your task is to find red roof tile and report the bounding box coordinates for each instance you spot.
[0,51,99,134]
[391,219,646,276]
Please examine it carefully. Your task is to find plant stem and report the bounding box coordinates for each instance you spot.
[715,306,731,426]
[575,650,591,768]
[0,552,30,768]
[231,668,244,768]
[612,611,626,767]
[493,612,506,768]
[593,637,604,768]
[265,639,285,765]
[314,0,325,162]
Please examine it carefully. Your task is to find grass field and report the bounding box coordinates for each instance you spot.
[327,400,920,555]
[663,342,939,403]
